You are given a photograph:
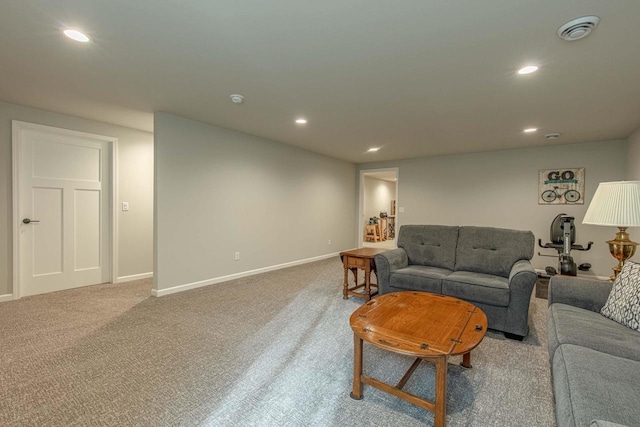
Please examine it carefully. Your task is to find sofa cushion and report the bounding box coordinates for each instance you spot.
[454,226,534,278]
[390,265,452,293]
[553,344,640,427]
[397,225,459,270]
[442,271,509,306]
[548,303,640,363]
[601,260,640,331]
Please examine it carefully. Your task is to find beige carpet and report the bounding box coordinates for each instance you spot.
[0,258,555,426]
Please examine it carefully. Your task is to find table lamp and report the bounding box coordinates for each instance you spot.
[583,181,640,280]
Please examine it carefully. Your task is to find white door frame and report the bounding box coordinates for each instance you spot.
[358,167,399,247]
[11,121,119,300]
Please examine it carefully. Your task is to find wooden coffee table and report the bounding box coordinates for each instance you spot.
[340,248,388,301]
[349,292,488,427]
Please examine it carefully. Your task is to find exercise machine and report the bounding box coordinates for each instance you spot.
[538,214,593,276]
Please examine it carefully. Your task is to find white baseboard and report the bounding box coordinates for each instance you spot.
[0,294,14,303]
[152,252,342,297]
[116,272,154,283]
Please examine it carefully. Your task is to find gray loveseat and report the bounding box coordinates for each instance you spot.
[375,225,537,338]
[548,276,640,427]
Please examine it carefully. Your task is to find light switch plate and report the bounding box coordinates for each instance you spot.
[122,202,129,211]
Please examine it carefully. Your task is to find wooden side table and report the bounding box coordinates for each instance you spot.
[339,248,388,301]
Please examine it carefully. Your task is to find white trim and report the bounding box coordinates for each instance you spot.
[0,294,14,303]
[117,272,154,282]
[11,121,119,299]
[358,167,400,248]
[111,140,119,285]
[12,123,20,300]
[152,252,344,297]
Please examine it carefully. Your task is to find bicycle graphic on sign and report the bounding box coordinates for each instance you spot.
[541,186,581,203]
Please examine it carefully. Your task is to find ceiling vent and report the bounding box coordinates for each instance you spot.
[230,94,245,104]
[557,16,600,41]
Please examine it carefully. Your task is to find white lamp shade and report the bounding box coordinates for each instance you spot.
[583,181,640,227]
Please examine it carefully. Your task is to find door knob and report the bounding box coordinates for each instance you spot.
[22,218,40,224]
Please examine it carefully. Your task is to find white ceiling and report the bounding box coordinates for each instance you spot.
[1,1,639,163]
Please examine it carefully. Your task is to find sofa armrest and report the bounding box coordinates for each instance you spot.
[508,260,538,299]
[548,276,612,312]
[509,259,537,286]
[374,249,408,295]
[502,260,538,336]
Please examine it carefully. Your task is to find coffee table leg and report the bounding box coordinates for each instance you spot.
[461,352,472,369]
[434,356,447,427]
[350,333,364,400]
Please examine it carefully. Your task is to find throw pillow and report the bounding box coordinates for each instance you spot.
[601,260,640,331]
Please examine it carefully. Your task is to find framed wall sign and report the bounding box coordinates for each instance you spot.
[538,168,585,205]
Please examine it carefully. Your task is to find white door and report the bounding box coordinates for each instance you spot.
[15,122,112,297]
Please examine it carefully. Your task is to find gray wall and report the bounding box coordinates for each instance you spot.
[116,132,154,278]
[628,127,640,180]
[358,140,631,277]
[0,100,154,296]
[153,112,357,293]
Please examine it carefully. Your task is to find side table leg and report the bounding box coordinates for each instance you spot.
[434,356,448,427]
[350,333,364,400]
[364,269,371,301]
[342,264,348,300]
[461,352,472,369]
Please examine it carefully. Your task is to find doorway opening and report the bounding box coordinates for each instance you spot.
[358,168,398,249]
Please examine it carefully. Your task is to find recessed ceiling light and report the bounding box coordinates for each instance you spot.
[63,29,91,43]
[367,147,380,152]
[523,128,538,133]
[518,65,539,75]
[295,119,307,124]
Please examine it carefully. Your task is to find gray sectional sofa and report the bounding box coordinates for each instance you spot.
[374,225,537,338]
[548,276,640,427]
